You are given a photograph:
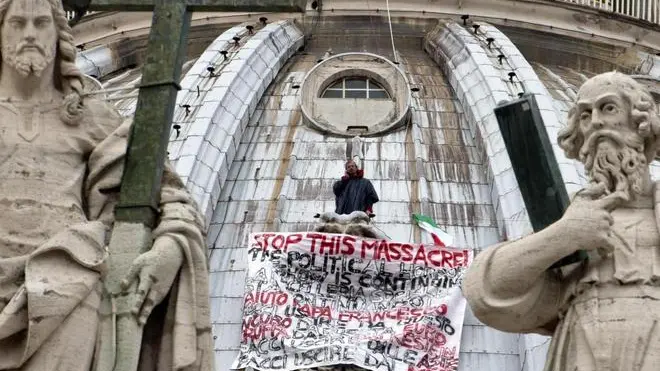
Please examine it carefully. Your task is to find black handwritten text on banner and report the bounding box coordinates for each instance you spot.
[232,232,473,371]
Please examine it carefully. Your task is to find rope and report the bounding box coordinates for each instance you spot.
[385,0,398,64]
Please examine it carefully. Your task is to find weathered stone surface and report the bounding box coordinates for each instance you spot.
[0,0,211,370]
[464,71,660,371]
[314,211,387,239]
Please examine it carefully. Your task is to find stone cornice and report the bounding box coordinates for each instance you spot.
[310,0,660,51]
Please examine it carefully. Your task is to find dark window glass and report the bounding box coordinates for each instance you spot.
[321,78,390,99]
[368,80,385,90]
[322,89,343,98]
[345,79,367,89]
[345,90,367,98]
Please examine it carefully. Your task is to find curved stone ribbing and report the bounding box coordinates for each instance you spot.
[424,21,533,241]
[168,20,304,224]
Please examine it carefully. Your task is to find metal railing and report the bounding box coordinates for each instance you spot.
[65,10,96,21]
[63,1,660,26]
[559,0,660,24]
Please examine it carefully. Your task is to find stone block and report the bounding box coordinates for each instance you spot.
[174,155,196,178]
[180,135,204,157]
[186,118,212,137]
[204,86,229,103]
[190,160,214,190]
[198,139,223,169]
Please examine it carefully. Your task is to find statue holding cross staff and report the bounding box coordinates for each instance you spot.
[0,0,212,370]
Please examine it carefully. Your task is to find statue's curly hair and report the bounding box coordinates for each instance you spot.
[0,0,84,126]
[558,71,660,163]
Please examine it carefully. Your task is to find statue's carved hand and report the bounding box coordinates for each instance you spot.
[557,193,624,252]
[120,236,183,325]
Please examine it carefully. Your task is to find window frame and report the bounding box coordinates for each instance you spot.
[321,77,390,99]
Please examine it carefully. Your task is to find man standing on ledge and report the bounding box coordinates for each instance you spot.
[333,159,379,215]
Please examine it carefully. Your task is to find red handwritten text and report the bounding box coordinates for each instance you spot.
[241,314,292,342]
[337,305,448,323]
[244,291,289,306]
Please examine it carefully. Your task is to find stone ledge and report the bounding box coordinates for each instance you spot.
[317,0,660,50]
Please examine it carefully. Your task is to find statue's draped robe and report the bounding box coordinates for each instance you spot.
[465,187,660,371]
[0,99,212,371]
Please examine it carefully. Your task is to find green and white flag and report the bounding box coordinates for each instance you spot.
[413,214,454,247]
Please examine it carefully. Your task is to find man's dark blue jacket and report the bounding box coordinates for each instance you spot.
[333,169,379,215]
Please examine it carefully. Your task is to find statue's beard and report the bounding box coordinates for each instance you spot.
[2,43,54,78]
[580,130,648,201]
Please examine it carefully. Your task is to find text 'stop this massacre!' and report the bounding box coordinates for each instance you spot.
[233,232,473,371]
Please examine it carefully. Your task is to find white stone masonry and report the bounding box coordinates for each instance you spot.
[167,20,304,225]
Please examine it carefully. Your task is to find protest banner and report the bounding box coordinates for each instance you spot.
[232,232,473,371]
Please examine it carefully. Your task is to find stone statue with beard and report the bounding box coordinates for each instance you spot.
[0,1,212,371]
[463,72,660,371]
